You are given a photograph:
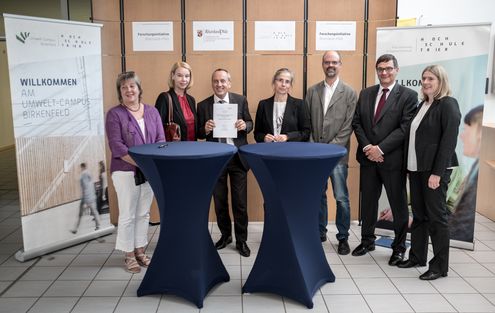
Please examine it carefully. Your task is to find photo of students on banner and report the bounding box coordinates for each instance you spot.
[449,105,484,242]
[96,160,109,215]
[71,161,110,234]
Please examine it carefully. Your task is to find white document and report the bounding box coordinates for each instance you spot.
[255,21,295,51]
[132,22,173,51]
[193,21,234,51]
[316,21,356,51]
[213,102,238,138]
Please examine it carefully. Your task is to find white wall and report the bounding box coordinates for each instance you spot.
[398,0,495,26]
[398,0,495,124]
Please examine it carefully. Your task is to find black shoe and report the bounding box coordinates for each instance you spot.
[388,251,404,266]
[419,270,447,280]
[397,259,423,268]
[236,241,251,257]
[351,243,375,256]
[320,234,327,242]
[215,235,232,250]
[337,240,350,255]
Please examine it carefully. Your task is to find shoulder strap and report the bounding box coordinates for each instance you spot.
[166,92,174,123]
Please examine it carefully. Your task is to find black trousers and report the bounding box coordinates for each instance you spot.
[408,170,452,274]
[213,154,248,242]
[360,166,409,252]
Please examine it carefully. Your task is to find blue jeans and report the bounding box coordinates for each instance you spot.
[319,163,350,241]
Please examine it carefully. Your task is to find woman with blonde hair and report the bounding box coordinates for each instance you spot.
[397,65,461,280]
[155,61,197,141]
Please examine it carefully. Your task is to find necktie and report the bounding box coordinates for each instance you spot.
[374,88,389,124]
[217,99,226,143]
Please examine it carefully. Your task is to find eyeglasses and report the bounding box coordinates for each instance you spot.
[323,61,341,66]
[376,67,395,73]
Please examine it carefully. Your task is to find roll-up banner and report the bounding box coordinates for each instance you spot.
[374,23,491,250]
[3,14,114,261]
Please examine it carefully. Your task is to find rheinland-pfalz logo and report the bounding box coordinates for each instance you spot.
[16,32,30,44]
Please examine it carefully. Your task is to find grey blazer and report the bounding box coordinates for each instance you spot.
[305,79,357,164]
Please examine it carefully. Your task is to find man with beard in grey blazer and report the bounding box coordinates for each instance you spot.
[305,50,357,255]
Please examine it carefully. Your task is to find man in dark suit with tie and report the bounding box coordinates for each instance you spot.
[351,54,417,265]
[197,68,253,257]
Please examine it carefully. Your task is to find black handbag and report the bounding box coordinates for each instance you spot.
[134,167,147,186]
[164,92,181,142]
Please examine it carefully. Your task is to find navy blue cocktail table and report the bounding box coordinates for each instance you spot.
[129,141,236,308]
[239,142,346,308]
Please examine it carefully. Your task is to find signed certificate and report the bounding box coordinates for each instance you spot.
[213,102,238,138]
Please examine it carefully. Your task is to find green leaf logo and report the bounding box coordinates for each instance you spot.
[16,32,30,44]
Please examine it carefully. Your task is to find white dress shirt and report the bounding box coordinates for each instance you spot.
[364,82,397,155]
[407,101,432,171]
[273,101,287,136]
[323,78,339,115]
[374,82,396,115]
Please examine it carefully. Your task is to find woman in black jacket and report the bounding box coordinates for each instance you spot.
[155,61,197,141]
[397,65,461,280]
[254,68,310,143]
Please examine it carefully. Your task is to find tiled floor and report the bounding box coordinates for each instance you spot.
[1,147,495,313]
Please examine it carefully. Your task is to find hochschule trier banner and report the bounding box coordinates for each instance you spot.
[375,23,491,249]
[4,14,114,261]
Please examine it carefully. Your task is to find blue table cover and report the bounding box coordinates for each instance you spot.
[239,142,347,308]
[129,141,237,308]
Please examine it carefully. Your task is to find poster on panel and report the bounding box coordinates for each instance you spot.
[4,14,114,261]
[374,23,491,249]
[255,21,296,51]
[315,21,356,51]
[132,21,173,52]
[192,21,234,51]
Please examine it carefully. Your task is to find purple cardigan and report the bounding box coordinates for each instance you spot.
[106,104,165,173]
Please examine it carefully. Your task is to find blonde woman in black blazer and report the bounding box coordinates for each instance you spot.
[397,65,461,280]
[155,61,197,141]
[254,68,310,143]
